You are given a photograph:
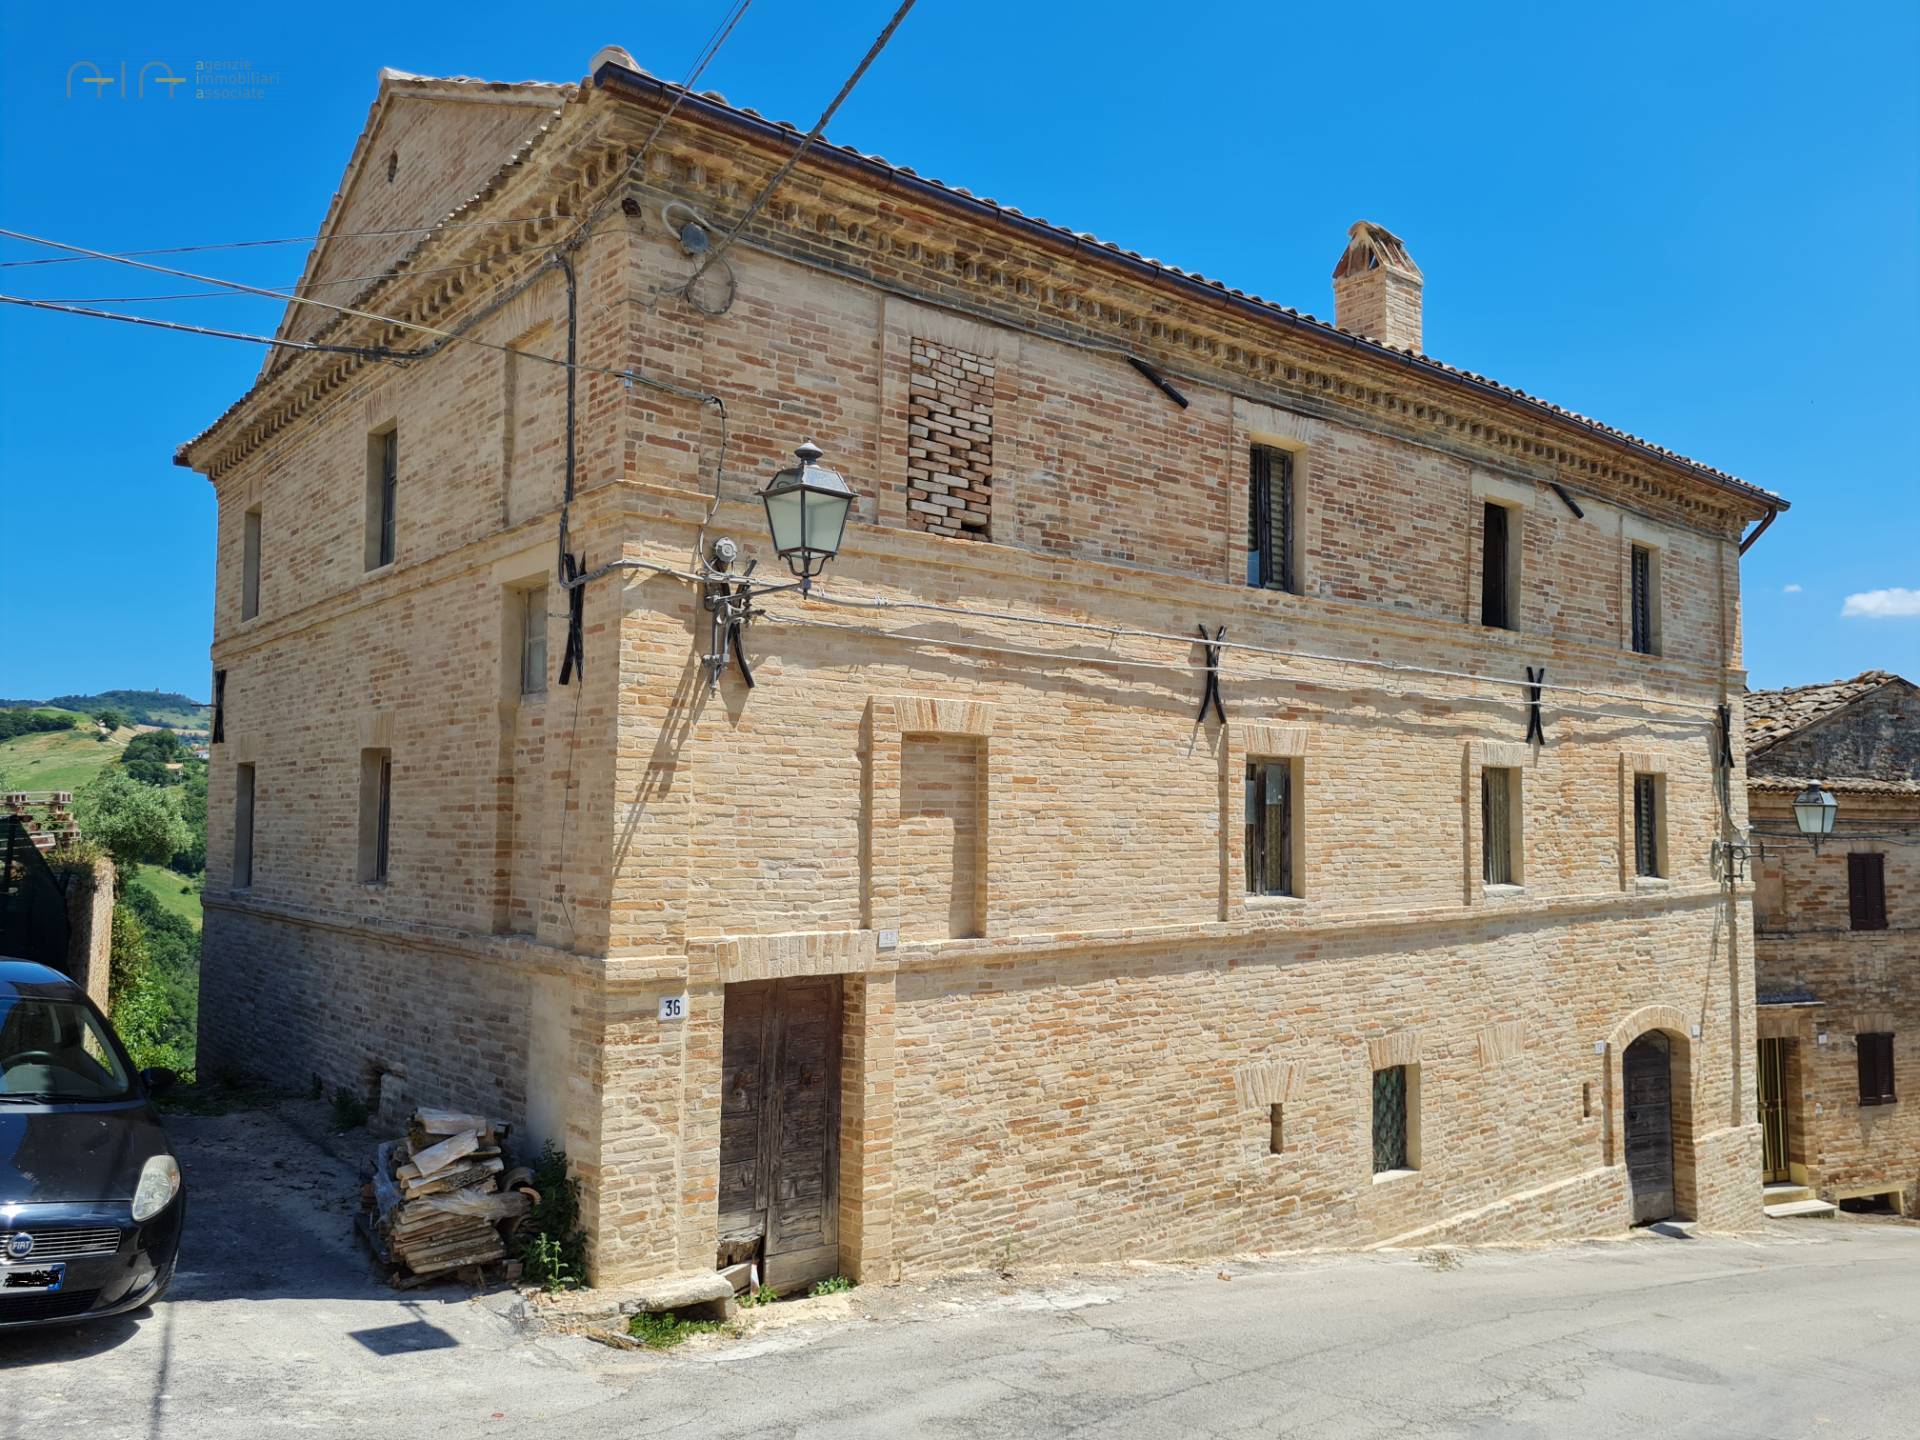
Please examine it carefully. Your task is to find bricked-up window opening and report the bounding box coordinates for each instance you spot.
[1268,1104,1285,1155]
[1481,502,1515,630]
[1848,853,1888,931]
[1372,1066,1409,1172]
[233,763,256,890]
[1483,766,1519,886]
[1247,444,1297,593]
[366,427,398,570]
[1630,544,1659,655]
[519,585,548,697]
[1857,1032,1896,1106]
[905,339,993,540]
[1245,759,1297,897]
[211,669,226,745]
[241,506,262,620]
[1633,773,1664,878]
[357,749,391,884]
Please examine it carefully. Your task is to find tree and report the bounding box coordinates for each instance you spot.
[74,770,190,873]
[94,707,126,732]
[122,730,189,786]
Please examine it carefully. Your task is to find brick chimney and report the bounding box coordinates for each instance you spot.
[1332,221,1424,353]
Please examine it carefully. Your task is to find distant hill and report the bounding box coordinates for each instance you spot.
[0,723,132,794]
[1,690,210,730]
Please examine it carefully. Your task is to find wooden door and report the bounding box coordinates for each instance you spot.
[1624,1032,1674,1224]
[1758,1038,1791,1184]
[716,977,842,1291]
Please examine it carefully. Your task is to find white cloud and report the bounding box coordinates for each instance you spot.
[1841,587,1920,619]
[1782,583,1803,594]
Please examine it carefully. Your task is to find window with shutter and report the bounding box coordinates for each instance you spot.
[1483,766,1517,886]
[1481,502,1512,629]
[1245,759,1297,897]
[1630,545,1655,654]
[1247,445,1296,593]
[1857,1032,1896,1106]
[1633,773,1662,878]
[1848,853,1888,931]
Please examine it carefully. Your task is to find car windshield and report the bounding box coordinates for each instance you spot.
[0,995,133,1102]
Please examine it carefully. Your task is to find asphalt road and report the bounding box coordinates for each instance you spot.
[2,1102,1915,1440]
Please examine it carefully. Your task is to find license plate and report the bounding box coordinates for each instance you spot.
[2,1264,65,1293]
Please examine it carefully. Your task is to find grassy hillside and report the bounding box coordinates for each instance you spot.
[2,691,210,730]
[0,724,130,793]
[132,862,203,931]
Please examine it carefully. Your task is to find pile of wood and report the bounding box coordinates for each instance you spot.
[366,1109,535,1282]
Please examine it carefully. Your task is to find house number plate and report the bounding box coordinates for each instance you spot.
[659,994,687,1022]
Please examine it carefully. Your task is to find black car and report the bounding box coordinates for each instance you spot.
[0,959,184,1330]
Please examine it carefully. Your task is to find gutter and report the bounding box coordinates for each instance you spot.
[593,61,1786,519]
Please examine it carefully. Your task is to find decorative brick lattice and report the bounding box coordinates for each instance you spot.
[906,340,993,539]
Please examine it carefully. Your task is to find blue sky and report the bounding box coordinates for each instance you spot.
[2,1,1915,699]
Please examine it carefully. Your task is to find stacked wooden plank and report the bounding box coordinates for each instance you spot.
[369,1109,533,1280]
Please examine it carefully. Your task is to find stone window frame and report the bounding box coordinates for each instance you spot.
[230,750,258,893]
[1464,740,1531,902]
[1233,399,1320,598]
[1367,1029,1423,1182]
[356,746,393,886]
[1223,722,1310,920]
[364,423,399,573]
[1618,751,1672,890]
[863,695,997,942]
[240,503,263,622]
[1469,470,1534,637]
[1621,516,1666,658]
[1234,1059,1302,1165]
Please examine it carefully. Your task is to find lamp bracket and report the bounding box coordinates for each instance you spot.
[1711,836,1753,883]
[699,542,808,694]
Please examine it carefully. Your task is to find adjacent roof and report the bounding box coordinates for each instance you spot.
[1745,671,1906,755]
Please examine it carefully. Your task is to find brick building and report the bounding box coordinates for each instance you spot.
[1749,671,1918,1216]
[180,53,1788,1290]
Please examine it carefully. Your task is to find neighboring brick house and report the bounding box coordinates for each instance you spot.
[178,51,1788,1291]
[1748,671,1918,1216]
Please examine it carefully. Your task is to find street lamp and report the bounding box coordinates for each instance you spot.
[1792,781,1839,850]
[700,441,858,693]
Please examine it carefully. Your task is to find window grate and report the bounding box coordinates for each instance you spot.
[1372,1066,1408,1172]
[1245,760,1294,897]
[377,429,398,568]
[1630,544,1654,654]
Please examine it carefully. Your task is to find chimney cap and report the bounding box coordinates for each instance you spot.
[590,45,639,75]
[1332,220,1422,282]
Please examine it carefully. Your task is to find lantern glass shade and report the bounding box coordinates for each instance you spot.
[760,441,854,582]
[1792,781,1838,837]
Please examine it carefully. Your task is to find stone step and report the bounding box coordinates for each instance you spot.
[1765,1198,1839,1219]
[1763,1183,1815,1205]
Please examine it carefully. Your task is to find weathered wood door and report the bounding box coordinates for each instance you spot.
[717,977,842,1291]
[1758,1038,1791,1184]
[1624,1032,1675,1224]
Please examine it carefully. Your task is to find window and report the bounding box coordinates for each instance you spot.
[1480,501,1518,630]
[519,585,549,696]
[1268,1104,1285,1156]
[1630,544,1660,655]
[211,668,226,745]
[1247,444,1297,593]
[357,749,391,884]
[366,427,397,570]
[233,762,256,889]
[1633,772,1665,878]
[241,506,262,620]
[1849,853,1888,931]
[1482,766,1520,886]
[1245,758,1299,897]
[1372,1066,1414,1172]
[1857,1032,1896,1106]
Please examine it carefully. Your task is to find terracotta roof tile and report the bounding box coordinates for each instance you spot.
[1744,671,1904,754]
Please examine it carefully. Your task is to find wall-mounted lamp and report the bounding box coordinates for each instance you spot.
[1791,781,1838,851]
[701,441,857,693]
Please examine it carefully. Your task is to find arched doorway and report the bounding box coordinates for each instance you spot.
[1624,1032,1675,1224]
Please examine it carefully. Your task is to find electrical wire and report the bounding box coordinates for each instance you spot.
[0,216,571,268]
[0,294,403,360]
[680,0,917,296]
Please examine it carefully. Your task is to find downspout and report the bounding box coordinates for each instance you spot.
[556,251,579,572]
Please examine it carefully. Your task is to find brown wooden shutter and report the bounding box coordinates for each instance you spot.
[1273,448,1296,594]
[1481,503,1509,629]
[1630,546,1653,654]
[1633,774,1658,877]
[1849,853,1888,931]
[1857,1033,1896,1105]
[1248,447,1271,588]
